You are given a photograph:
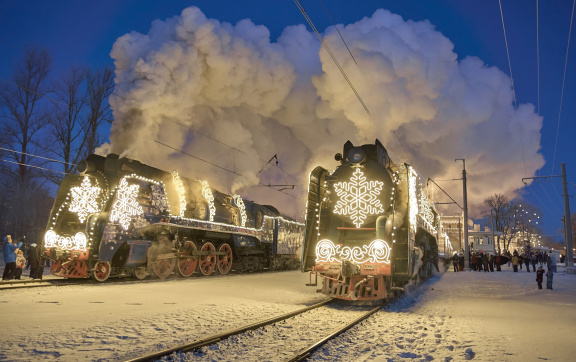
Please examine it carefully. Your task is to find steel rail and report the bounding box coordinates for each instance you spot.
[124,298,334,362]
[287,295,402,361]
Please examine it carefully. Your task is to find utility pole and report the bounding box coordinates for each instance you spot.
[561,164,573,268]
[456,159,469,270]
[522,163,573,268]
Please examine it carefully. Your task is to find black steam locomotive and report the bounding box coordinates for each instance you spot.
[301,140,447,301]
[43,153,303,281]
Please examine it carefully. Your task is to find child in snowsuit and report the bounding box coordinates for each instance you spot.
[546,270,554,290]
[14,250,26,280]
[536,266,545,289]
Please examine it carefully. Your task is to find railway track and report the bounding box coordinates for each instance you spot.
[126,295,398,362]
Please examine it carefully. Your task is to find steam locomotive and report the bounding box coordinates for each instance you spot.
[43,153,303,281]
[301,140,450,301]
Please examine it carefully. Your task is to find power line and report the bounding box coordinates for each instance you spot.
[552,0,576,173]
[293,0,371,115]
[536,0,540,115]
[317,0,358,65]
[1,158,68,175]
[498,0,527,176]
[153,139,296,198]
[0,147,77,166]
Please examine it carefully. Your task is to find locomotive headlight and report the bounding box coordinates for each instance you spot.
[347,147,365,164]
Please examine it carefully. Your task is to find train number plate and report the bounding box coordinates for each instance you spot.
[364,265,374,270]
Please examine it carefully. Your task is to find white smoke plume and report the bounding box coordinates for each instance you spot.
[99,7,544,220]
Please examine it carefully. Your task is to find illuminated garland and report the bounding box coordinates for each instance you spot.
[171,170,187,217]
[315,239,391,264]
[110,178,144,230]
[333,168,385,228]
[233,194,247,227]
[408,167,418,232]
[68,176,101,222]
[200,180,216,221]
[44,230,87,251]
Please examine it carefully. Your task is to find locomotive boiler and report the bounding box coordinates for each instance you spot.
[43,153,303,281]
[301,140,446,301]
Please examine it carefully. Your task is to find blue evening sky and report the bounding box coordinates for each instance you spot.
[1,0,575,241]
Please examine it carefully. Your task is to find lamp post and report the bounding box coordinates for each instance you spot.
[456,159,469,270]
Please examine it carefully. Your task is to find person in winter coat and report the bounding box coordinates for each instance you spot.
[452,253,459,272]
[2,235,24,280]
[27,243,41,279]
[14,250,25,280]
[531,255,537,272]
[512,255,519,272]
[536,266,545,289]
[524,255,531,272]
[546,270,554,290]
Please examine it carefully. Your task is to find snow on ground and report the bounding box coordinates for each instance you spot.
[0,264,575,361]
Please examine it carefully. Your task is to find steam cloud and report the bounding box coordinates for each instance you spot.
[99,7,544,220]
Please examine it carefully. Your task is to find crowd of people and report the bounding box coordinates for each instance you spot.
[451,248,556,290]
[1,234,44,281]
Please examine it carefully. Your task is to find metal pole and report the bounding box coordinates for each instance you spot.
[561,163,573,267]
[491,209,496,254]
[456,159,469,270]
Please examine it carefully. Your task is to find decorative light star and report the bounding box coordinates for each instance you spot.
[201,180,216,221]
[333,168,385,228]
[69,176,101,222]
[110,178,143,230]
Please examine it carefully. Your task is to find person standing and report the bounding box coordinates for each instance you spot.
[2,235,23,280]
[536,266,545,289]
[546,270,554,290]
[524,255,531,272]
[452,253,459,272]
[14,250,25,280]
[512,254,519,272]
[27,243,41,279]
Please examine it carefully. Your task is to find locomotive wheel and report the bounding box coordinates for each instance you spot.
[217,243,233,275]
[152,257,176,279]
[199,242,216,276]
[178,241,198,277]
[132,267,148,280]
[92,261,111,282]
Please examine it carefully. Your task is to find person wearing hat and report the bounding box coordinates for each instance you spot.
[14,249,25,279]
[536,266,545,289]
[2,235,24,280]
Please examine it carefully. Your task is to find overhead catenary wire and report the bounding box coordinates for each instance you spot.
[551,0,576,174]
[153,139,296,198]
[293,0,371,116]
[498,0,527,178]
[0,147,77,166]
[1,158,68,175]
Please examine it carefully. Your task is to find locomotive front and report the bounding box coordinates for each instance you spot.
[302,140,402,300]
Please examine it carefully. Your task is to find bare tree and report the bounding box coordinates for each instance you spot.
[84,67,114,155]
[0,48,52,185]
[483,194,510,252]
[45,67,87,184]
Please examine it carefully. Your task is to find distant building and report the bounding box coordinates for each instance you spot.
[468,224,502,254]
[440,214,464,253]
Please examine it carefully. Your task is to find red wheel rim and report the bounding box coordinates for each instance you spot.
[92,261,111,282]
[178,241,198,277]
[217,243,233,275]
[199,242,216,276]
[152,257,176,279]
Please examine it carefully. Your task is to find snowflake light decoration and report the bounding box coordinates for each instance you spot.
[201,180,216,221]
[333,168,385,228]
[110,178,143,230]
[68,176,101,222]
[233,194,247,227]
[171,171,187,217]
[44,230,87,251]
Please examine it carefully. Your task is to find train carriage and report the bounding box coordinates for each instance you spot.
[43,153,304,281]
[301,140,449,301]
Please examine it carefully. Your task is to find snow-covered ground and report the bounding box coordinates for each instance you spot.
[0,264,575,361]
